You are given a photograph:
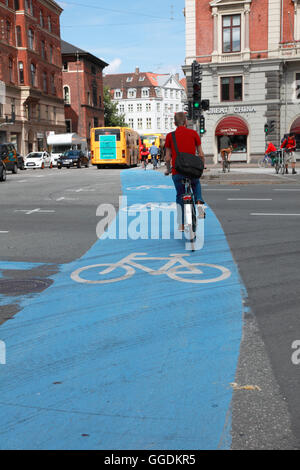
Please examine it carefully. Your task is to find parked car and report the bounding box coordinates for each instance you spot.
[0,158,7,182]
[17,152,25,170]
[0,143,18,174]
[25,151,52,169]
[57,150,89,169]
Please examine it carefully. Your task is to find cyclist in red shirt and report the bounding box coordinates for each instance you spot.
[165,112,206,231]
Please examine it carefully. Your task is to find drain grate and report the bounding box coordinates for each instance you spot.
[0,279,53,295]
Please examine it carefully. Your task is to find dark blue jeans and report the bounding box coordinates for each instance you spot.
[172,174,205,225]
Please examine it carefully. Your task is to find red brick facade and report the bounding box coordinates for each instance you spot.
[0,0,65,154]
[62,40,108,146]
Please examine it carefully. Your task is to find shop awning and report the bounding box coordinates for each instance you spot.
[290,117,300,135]
[215,116,249,136]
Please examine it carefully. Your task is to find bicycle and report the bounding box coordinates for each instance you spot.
[71,252,232,285]
[221,150,231,173]
[274,149,285,175]
[182,177,197,250]
[258,154,273,168]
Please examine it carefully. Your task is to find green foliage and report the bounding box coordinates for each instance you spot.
[104,86,127,127]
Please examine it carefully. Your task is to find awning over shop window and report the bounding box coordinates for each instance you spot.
[290,117,300,134]
[215,116,249,136]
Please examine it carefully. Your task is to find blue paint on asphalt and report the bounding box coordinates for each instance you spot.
[0,170,245,450]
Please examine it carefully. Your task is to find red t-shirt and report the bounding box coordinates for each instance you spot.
[266,143,277,154]
[165,126,201,175]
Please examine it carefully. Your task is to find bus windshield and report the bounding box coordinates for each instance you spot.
[95,129,121,141]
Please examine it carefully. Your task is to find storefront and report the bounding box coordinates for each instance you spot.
[290,116,300,151]
[215,116,249,162]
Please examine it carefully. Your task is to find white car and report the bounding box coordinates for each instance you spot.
[25,151,52,169]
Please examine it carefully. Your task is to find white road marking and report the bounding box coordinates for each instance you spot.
[205,188,241,191]
[251,213,300,217]
[273,189,300,191]
[15,208,55,215]
[228,198,273,201]
[66,188,95,193]
[56,197,79,201]
[0,231,9,234]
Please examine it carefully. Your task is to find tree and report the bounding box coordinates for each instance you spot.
[103,86,127,127]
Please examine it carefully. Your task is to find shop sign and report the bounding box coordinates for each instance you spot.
[207,106,256,115]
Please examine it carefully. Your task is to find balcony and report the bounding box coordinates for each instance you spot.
[212,50,250,63]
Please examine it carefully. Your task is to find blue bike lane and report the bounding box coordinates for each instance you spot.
[0,170,246,450]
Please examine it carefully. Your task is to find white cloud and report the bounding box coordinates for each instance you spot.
[103,58,122,74]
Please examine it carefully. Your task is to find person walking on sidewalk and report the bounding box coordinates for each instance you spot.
[149,142,159,170]
[164,112,206,231]
[281,133,297,174]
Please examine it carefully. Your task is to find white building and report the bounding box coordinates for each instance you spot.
[104,68,186,136]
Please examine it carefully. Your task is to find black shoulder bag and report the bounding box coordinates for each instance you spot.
[171,132,204,178]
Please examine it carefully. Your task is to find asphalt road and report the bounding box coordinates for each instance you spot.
[0,165,300,449]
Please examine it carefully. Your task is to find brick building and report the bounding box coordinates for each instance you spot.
[0,0,65,154]
[104,68,186,136]
[61,40,108,146]
[184,0,300,163]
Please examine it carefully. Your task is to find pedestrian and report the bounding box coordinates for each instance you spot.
[219,133,232,165]
[140,144,149,170]
[281,133,297,174]
[164,112,206,231]
[149,141,159,169]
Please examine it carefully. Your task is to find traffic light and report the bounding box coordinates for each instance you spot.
[183,101,193,120]
[192,83,202,119]
[191,60,202,84]
[201,99,210,111]
[264,123,269,135]
[269,120,275,133]
[199,115,205,135]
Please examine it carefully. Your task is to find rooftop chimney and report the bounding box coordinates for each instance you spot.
[135,67,140,74]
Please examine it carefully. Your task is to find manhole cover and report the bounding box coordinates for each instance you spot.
[0,279,53,295]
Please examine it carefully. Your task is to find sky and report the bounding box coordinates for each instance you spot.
[58,0,186,77]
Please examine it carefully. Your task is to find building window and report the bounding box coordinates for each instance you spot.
[16,26,22,47]
[45,105,49,120]
[30,63,36,87]
[9,58,13,82]
[142,88,149,98]
[41,40,46,60]
[92,85,97,107]
[62,62,68,71]
[146,118,151,129]
[42,71,47,93]
[50,74,55,94]
[40,10,44,28]
[48,17,52,32]
[128,104,133,113]
[114,90,122,99]
[137,118,142,129]
[66,119,72,133]
[146,103,151,112]
[53,107,56,123]
[157,103,160,112]
[296,73,300,100]
[126,77,133,82]
[6,21,11,44]
[128,89,136,98]
[49,45,53,63]
[91,65,96,75]
[14,0,20,9]
[157,117,161,129]
[222,15,241,53]
[221,76,243,101]
[18,62,24,84]
[28,28,34,50]
[119,104,125,113]
[64,86,70,104]
[137,103,142,112]
[128,118,134,128]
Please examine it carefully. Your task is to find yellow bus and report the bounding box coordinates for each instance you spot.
[141,133,166,161]
[90,127,140,168]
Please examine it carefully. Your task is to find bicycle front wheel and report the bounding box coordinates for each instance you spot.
[71,263,135,284]
[167,262,231,284]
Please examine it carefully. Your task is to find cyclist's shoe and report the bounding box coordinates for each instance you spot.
[286,168,289,174]
[197,204,206,219]
[292,169,297,174]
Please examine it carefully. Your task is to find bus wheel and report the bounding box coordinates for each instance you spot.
[97,165,102,170]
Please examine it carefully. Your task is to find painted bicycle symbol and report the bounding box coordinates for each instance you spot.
[71,253,231,285]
